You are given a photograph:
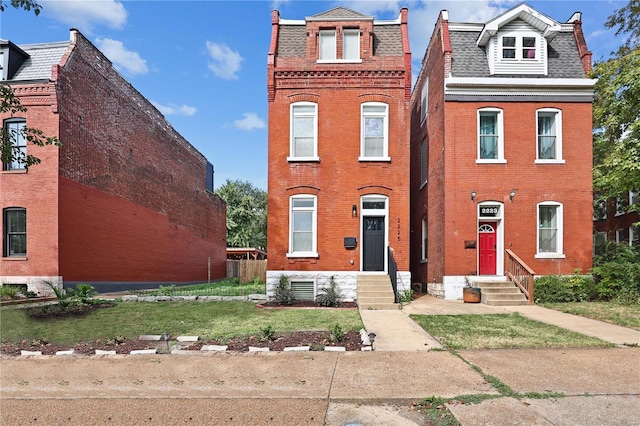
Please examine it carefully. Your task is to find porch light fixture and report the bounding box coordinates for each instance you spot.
[470,190,477,201]
[352,204,357,217]
[509,189,516,202]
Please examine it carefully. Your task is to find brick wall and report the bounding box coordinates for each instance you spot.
[53,31,227,283]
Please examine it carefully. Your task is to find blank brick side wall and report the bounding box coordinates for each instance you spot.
[55,32,226,282]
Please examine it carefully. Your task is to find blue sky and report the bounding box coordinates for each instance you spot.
[1,0,626,191]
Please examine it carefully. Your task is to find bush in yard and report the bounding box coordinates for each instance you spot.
[316,276,342,307]
[591,242,640,304]
[0,286,20,300]
[71,283,97,304]
[534,272,595,303]
[274,274,294,305]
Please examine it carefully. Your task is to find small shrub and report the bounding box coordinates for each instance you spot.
[0,286,20,300]
[274,275,294,305]
[316,276,342,307]
[26,290,38,298]
[261,324,275,341]
[399,289,414,304]
[330,323,344,342]
[72,283,97,303]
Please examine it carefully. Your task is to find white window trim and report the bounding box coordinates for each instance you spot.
[535,201,565,259]
[287,195,318,258]
[630,226,640,247]
[342,28,360,61]
[359,102,390,162]
[360,195,389,273]
[316,29,363,64]
[318,30,336,61]
[499,33,540,62]
[535,108,565,164]
[288,102,319,162]
[476,108,505,163]
[615,197,624,216]
[615,227,625,244]
[629,190,639,206]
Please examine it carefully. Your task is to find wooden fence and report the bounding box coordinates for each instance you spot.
[227,259,267,283]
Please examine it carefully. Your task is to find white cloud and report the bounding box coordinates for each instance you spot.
[95,38,148,75]
[205,41,244,80]
[42,0,127,33]
[233,113,266,131]
[152,101,197,117]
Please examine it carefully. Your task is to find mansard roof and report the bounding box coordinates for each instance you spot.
[449,29,586,78]
[5,41,69,82]
[307,7,373,21]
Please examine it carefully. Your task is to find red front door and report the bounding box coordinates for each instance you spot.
[479,222,496,275]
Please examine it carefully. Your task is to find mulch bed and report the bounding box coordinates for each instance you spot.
[257,301,357,309]
[185,330,363,351]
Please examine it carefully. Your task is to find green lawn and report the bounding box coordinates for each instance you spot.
[131,280,265,297]
[410,313,614,350]
[0,301,362,345]
[543,301,640,331]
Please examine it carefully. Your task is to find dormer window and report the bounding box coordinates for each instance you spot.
[501,35,537,60]
[318,28,361,63]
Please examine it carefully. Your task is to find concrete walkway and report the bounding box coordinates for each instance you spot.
[358,309,442,351]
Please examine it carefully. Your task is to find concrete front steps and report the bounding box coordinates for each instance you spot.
[356,275,399,310]
[476,281,529,306]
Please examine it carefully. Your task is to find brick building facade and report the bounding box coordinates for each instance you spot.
[266,7,412,300]
[1,30,227,294]
[410,4,596,299]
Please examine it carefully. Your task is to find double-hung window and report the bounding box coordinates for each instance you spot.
[3,119,27,171]
[360,102,389,161]
[289,102,318,161]
[343,29,360,60]
[420,139,428,187]
[536,202,564,258]
[420,79,428,124]
[3,207,26,257]
[288,195,317,257]
[319,30,336,61]
[536,109,563,162]
[477,108,504,163]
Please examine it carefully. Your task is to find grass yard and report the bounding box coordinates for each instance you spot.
[543,301,640,331]
[131,279,265,297]
[0,301,362,345]
[410,313,614,350]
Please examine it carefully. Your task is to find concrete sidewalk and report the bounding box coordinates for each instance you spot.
[2,349,639,425]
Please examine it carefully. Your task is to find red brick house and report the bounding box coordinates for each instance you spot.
[1,30,227,295]
[410,4,595,300]
[266,7,412,303]
[594,191,640,249]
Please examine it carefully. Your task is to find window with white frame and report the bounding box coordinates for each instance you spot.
[477,108,504,162]
[421,217,427,261]
[615,196,625,216]
[343,29,360,60]
[420,79,428,124]
[3,207,26,257]
[288,195,317,257]
[289,102,318,161]
[615,227,626,244]
[420,139,428,187]
[501,35,537,59]
[319,30,336,61]
[536,109,563,162]
[360,102,389,160]
[3,119,27,171]
[536,202,564,257]
[630,190,639,207]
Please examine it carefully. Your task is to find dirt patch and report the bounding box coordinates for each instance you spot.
[257,301,357,309]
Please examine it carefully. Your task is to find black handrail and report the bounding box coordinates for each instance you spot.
[388,247,399,303]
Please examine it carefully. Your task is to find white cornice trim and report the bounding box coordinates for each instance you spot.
[445,77,596,95]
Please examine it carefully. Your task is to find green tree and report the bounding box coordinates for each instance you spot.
[1,0,60,170]
[216,179,267,249]
[591,0,640,214]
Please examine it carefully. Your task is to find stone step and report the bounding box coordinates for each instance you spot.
[475,281,516,288]
[357,290,395,298]
[483,299,530,306]
[480,287,523,294]
[358,296,395,304]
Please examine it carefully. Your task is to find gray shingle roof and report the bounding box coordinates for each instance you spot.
[308,7,372,20]
[277,25,306,58]
[373,25,403,56]
[10,41,69,81]
[449,30,586,78]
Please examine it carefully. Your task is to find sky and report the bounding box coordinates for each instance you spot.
[0,0,628,191]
